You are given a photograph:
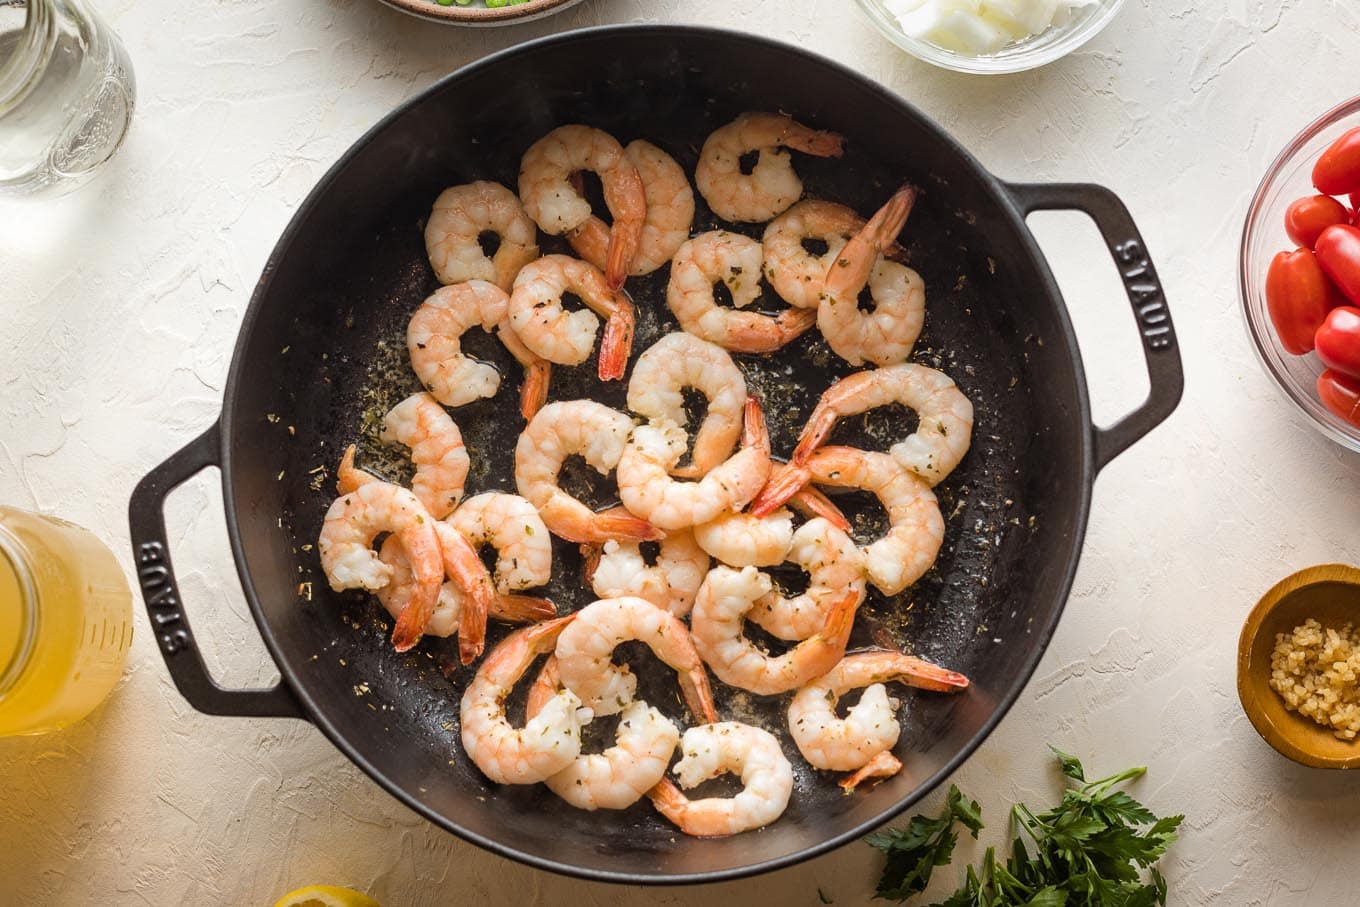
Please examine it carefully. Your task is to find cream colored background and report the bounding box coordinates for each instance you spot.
[3,1,1360,904]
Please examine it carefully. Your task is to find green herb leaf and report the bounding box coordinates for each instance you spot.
[1049,746,1085,782]
[868,785,983,901]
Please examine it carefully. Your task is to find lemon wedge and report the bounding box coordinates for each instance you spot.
[273,885,381,907]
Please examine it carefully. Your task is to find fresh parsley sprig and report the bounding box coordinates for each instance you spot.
[867,747,1183,907]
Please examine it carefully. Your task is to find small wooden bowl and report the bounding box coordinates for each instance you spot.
[376,0,584,26]
[1237,563,1360,769]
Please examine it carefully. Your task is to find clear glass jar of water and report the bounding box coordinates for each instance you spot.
[0,0,134,196]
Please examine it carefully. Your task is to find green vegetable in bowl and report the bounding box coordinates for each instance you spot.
[867,747,1183,906]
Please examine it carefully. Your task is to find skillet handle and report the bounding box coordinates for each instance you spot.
[1005,182,1184,472]
[127,422,307,720]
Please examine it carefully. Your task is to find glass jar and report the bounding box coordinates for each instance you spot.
[0,506,133,735]
[0,0,135,196]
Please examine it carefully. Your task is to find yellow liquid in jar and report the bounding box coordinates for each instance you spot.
[0,507,133,736]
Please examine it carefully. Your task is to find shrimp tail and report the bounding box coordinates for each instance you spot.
[819,588,861,652]
[749,461,812,518]
[680,666,720,725]
[519,360,551,421]
[590,506,665,543]
[742,396,770,454]
[788,486,850,533]
[493,593,558,624]
[798,128,845,159]
[840,751,903,793]
[438,528,498,664]
[579,543,603,584]
[867,185,917,249]
[604,224,641,291]
[790,400,840,465]
[597,298,636,381]
[337,444,378,495]
[647,778,691,826]
[390,524,446,654]
[892,654,971,694]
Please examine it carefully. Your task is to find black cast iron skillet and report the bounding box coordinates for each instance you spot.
[127,25,1182,884]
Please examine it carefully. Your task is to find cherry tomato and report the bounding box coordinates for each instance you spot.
[1317,369,1360,428]
[1315,224,1360,304]
[1315,306,1360,379]
[1285,195,1350,248]
[1265,249,1345,354]
[1313,127,1360,195]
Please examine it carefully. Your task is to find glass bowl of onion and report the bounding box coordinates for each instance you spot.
[853,0,1126,75]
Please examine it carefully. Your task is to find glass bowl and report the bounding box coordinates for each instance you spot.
[1240,96,1360,453]
[853,0,1125,74]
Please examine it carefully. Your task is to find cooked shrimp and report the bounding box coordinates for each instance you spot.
[514,400,661,544]
[508,254,636,381]
[818,187,925,367]
[648,722,794,837]
[761,199,901,309]
[693,508,793,568]
[424,181,539,291]
[375,535,555,638]
[627,332,746,479]
[583,528,710,618]
[554,596,718,722]
[335,447,497,661]
[372,393,469,519]
[840,750,904,792]
[460,616,591,784]
[756,448,942,596]
[617,398,772,531]
[695,112,844,223]
[518,125,645,289]
[689,565,859,695]
[527,657,680,811]
[317,480,443,654]
[747,517,867,641]
[446,492,552,594]
[787,652,968,776]
[753,364,973,495]
[407,281,552,420]
[667,231,816,354]
[569,140,694,277]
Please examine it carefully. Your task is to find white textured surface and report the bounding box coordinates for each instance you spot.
[3,1,1360,904]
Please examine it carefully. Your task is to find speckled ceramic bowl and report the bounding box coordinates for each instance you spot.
[377,0,584,26]
[1238,564,1360,770]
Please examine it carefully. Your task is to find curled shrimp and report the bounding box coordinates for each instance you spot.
[648,722,794,837]
[817,186,925,367]
[407,281,552,421]
[459,616,591,784]
[335,453,497,661]
[424,181,539,291]
[508,254,636,382]
[617,398,772,531]
[583,528,710,618]
[527,656,680,811]
[752,364,973,498]
[627,332,747,479]
[788,652,968,786]
[446,492,552,594]
[695,112,844,223]
[761,199,902,309]
[690,565,859,695]
[667,231,816,354]
[369,393,469,520]
[757,447,943,597]
[317,480,443,654]
[747,517,867,642]
[514,400,661,544]
[569,140,694,278]
[375,535,555,639]
[518,125,645,289]
[554,596,718,722]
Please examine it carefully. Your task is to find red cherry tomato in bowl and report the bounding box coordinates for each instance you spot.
[1285,195,1350,248]
[1314,224,1360,304]
[1265,249,1345,353]
[1313,127,1360,195]
[1315,306,1360,379]
[1317,369,1360,428]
